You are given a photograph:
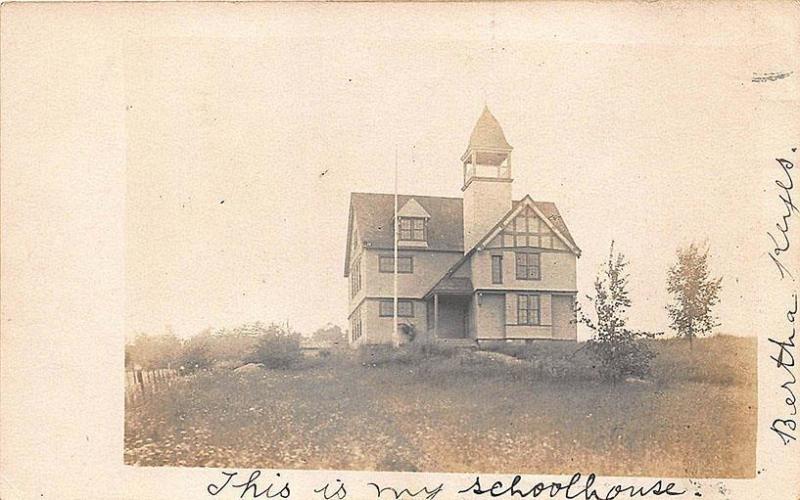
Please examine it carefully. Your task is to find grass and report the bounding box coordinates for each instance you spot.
[124,335,756,478]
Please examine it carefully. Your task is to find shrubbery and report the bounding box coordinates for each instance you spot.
[251,328,302,369]
[126,331,182,370]
[125,321,307,373]
[179,331,215,372]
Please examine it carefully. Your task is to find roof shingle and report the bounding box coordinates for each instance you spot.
[350,193,464,252]
[345,192,580,277]
[348,193,577,252]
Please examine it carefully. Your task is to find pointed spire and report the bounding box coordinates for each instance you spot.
[468,106,512,151]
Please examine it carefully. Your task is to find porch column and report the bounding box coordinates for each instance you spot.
[433,293,439,339]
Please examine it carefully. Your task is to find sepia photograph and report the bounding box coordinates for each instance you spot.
[4,2,799,499]
[119,19,761,478]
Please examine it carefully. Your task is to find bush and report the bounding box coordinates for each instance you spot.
[179,331,214,373]
[311,323,347,348]
[251,327,302,369]
[207,327,261,366]
[586,338,655,380]
[126,332,182,370]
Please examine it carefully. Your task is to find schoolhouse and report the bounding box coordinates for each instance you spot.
[344,107,580,346]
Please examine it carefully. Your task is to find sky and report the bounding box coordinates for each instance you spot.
[123,3,795,340]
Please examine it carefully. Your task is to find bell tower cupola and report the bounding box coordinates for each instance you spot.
[461,106,514,251]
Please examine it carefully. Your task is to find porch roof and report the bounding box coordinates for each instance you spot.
[428,277,473,296]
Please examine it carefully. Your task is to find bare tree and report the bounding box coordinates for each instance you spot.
[666,242,723,349]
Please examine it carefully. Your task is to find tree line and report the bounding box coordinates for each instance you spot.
[125,322,345,372]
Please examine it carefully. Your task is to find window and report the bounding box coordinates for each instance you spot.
[350,307,362,341]
[515,252,541,280]
[350,257,362,297]
[398,300,414,317]
[491,255,503,284]
[379,299,414,317]
[517,294,541,325]
[399,217,426,241]
[379,255,413,273]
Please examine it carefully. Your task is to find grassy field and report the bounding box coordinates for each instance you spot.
[124,335,756,477]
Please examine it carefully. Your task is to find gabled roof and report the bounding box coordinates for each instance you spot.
[467,106,512,152]
[422,195,581,298]
[344,193,464,276]
[344,192,580,278]
[530,200,579,251]
[398,198,431,219]
[430,277,473,295]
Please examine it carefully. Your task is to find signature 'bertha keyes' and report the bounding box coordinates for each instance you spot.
[344,106,581,347]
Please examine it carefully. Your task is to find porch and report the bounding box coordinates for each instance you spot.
[425,277,474,342]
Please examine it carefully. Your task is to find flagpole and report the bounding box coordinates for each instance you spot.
[393,145,399,347]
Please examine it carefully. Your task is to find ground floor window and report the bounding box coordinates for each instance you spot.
[350,307,362,341]
[379,299,414,317]
[517,294,541,325]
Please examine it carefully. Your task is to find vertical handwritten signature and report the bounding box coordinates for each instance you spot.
[770,293,797,445]
[768,153,797,280]
[767,148,798,446]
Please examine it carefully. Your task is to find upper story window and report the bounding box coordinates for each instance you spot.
[491,255,503,284]
[351,227,360,253]
[399,217,426,241]
[350,257,362,297]
[515,251,541,280]
[379,255,413,274]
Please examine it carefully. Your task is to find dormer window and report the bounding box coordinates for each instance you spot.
[396,198,430,247]
[399,217,426,241]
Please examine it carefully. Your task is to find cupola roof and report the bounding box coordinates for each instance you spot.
[467,106,512,151]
